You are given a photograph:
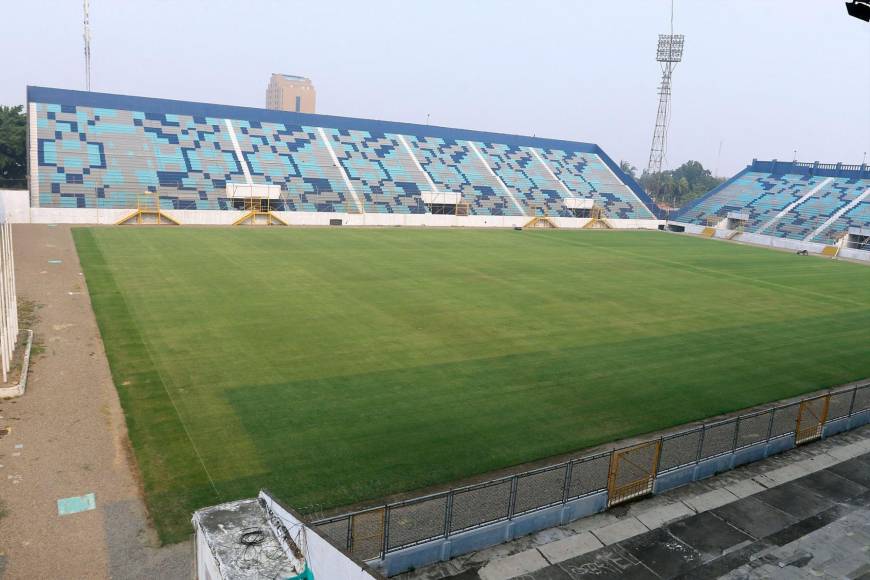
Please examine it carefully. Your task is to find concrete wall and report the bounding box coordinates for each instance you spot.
[0,190,31,223]
[7,205,664,231]
[736,232,829,254]
[666,221,870,263]
[194,529,222,580]
[838,247,870,263]
[259,492,381,580]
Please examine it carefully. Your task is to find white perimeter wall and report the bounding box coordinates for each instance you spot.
[2,202,663,231]
[671,221,870,263]
[0,190,31,223]
[258,492,380,580]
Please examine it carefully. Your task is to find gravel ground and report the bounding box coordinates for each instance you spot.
[0,224,191,579]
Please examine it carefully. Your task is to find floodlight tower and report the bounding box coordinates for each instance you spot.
[83,0,92,91]
[646,12,684,176]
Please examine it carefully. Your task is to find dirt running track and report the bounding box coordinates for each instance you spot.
[0,224,190,579]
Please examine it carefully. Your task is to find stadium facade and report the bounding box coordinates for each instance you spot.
[671,159,870,261]
[8,85,869,263]
[22,86,659,228]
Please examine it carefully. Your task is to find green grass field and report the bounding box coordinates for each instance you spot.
[72,227,870,543]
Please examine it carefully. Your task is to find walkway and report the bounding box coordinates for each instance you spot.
[0,225,190,579]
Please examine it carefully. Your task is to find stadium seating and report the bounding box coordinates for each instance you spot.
[232,120,354,213]
[404,137,523,216]
[675,172,823,229]
[537,149,655,219]
[816,198,870,243]
[769,178,869,241]
[675,161,870,245]
[28,86,658,220]
[474,143,570,217]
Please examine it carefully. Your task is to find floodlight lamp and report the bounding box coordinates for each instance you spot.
[656,34,684,63]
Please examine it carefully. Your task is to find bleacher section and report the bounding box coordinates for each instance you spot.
[405,137,520,216]
[474,143,568,217]
[27,86,658,224]
[816,198,870,244]
[674,160,870,248]
[769,178,869,241]
[675,172,825,230]
[231,121,354,213]
[538,149,654,219]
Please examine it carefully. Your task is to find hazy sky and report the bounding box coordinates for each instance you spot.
[3,0,869,176]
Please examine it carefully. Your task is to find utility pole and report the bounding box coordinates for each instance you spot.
[83,0,92,91]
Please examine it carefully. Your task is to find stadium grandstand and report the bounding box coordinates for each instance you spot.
[15,87,870,263]
[24,86,658,228]
[669,159,870,259]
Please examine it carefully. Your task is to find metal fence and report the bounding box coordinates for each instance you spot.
[312,382,870,561]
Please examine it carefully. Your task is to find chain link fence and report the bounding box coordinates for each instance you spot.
[313,382,870,561]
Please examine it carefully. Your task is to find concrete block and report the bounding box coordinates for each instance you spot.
[561,492,607,525]
[733,442,767,467]
[683,488,738,513]
[724,478,766,498]
[653,464,696,494]
[848,410,870,430]
[825,441,867,461]
[695,454,734,480]
[562,511,620,535]
[538,531,604,564]
[633,501,695,529]
[797,453,840,473]
[757,464,811,487]
[381,540,445,576]
[478,549,549,580]
[510,505,563,539]
[590,517,648,545]
[823,417,850,437]
[766,435,795,457]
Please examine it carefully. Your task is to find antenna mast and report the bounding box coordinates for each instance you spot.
[646,1,684,178]
[83,0,92,91]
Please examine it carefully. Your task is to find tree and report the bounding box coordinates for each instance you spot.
[619,160,637,179]
[639,160,724,208]
[0,105,27,187]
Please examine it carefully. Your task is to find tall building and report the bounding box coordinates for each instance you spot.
[265,74,316,113]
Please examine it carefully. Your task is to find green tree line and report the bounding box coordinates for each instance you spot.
[0,105,27,188]
[620,160,725,209]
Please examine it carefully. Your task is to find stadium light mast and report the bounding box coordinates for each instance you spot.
[646,3,684,178]
[83,0,92,91]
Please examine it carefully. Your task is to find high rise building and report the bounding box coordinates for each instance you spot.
[265,74,316,113]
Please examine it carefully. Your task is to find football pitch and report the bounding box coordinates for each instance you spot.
[72,227,870,543]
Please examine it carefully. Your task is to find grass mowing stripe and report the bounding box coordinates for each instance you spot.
[72,228,870,543]
[72,228,221,534]
[534,231,867,308]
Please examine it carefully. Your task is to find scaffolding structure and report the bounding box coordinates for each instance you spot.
[116,192,180,225]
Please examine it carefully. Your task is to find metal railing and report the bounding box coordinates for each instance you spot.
[312,382,870,561]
